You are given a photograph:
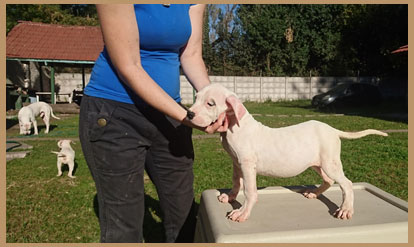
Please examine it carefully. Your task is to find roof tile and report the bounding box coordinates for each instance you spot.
[6,21,103,62]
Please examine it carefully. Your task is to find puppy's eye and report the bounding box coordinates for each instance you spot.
[207,101,215,107]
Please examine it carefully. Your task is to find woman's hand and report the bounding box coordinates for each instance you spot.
[203,112,229,134]
[183,112,228,134]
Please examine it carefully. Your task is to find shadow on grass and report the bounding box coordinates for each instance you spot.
[92,193,199,243]
[37,124,59,133]
[275,98,407,122]
[310,100,408,124]
[142,194,165,242]
[58,160,79,177]
[6,118,19,130]
[6,118,61,132]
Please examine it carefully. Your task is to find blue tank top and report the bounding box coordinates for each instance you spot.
[84,4,193,104]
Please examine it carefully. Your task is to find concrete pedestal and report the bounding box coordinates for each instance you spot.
[195,183,408,243]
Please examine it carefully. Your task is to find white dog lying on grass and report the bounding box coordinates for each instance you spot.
[51,140,76,178]
[18,101,60,135]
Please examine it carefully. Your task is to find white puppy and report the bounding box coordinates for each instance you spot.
[189,84,388,222]
[18,101,60,135]
[51,140,76,178]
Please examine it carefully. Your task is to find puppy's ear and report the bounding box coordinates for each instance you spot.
[225,95,246,126]
[57,140,63,147]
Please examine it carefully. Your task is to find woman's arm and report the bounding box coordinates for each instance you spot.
[96,4,188,122]
[180,4,228,132]
[180,4,210,92]
[96,4,226,133]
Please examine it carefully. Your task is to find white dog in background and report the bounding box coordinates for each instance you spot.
[18,101,60,135]
[189,84,388,222]
[51,140,76,178]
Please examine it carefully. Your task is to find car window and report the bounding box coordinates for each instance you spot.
[330,84,350,93]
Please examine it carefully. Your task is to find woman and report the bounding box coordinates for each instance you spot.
[79,4,227,243]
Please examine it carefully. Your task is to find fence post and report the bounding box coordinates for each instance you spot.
[309,70,312,99]
[260,73,263,102]
[82,65,86,89]
[234,76,237,95]
[50,66,55,104]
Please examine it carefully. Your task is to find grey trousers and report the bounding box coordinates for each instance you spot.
[79,95,196,243]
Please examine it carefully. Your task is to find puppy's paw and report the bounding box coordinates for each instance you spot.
[227,209,249,222]
[303,190,318,199]
[218,193,237,203]
[218,193,230,203]
[334,207,354,220]
[57,172,62,177]
[68,175,76,179]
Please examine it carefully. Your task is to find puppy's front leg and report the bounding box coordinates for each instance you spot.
[19,121,24,135]
[218,161,243,203]
[32,119,38,135]
[228,161,257,222]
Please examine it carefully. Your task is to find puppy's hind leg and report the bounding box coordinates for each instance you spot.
[42,113,50,134]
[303,166,334,199]
[322,160,354,220]
[67,161,76,178]
[57,160,63,177]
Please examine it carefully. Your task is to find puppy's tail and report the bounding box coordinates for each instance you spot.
[337,129,388,139]
[51,151,65,157]
[50,108,60,120]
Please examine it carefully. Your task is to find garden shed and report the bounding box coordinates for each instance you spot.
[6,21,103,104]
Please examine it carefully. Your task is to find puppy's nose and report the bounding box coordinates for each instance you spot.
[187,110,195,120]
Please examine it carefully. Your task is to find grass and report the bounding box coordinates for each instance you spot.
[6,114,80,139]
[6,100,408,243]
[6,140,99,242]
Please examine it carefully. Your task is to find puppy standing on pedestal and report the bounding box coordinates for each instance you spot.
[51,140,76,178]
[188,84,388,222]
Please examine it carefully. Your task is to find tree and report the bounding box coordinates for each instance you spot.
[338,4,408,76]
[210,4,239,75]
[6,4,98,34]
[202,5,217,74]
[236,5,346,76]
[8,4,407,77]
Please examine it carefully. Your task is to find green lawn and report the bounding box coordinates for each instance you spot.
[6,100,408,243]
